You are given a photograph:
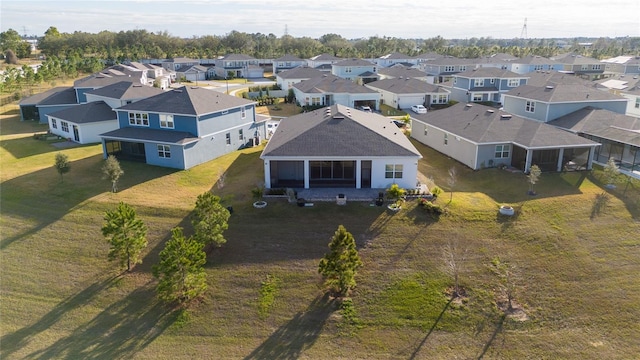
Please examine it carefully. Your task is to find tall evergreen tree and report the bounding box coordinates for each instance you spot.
[318,225,363,296]
[153,227,207,304]
[54,152,70,182]
[102,202,148,272]
[191,191,230,248]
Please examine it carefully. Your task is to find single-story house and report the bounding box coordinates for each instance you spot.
[276,67,324,90]
[411,103,600,172]
[261,104,422,189]
[365,78,450,110]
[176,64,208,82]
[292,74,380,110]
[19,86,77,122]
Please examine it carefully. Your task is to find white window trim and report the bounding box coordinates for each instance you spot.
[157,144,171,158]
[525,100,535,113]
[384,164,404,179]
[128,112,149,127]
[159,114,174,129]
[474,79,483,87]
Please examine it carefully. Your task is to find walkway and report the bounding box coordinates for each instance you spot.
[295,188,385,202]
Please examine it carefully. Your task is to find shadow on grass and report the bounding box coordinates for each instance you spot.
[0,135,80,159]
[0,155,177,250]
[23,284,177,360]
[407,297,453,360]
[587,172,640,220]
[476,313,506,360]
[590,192,611,219]
[0,276,119,359]
[244,293,335,360]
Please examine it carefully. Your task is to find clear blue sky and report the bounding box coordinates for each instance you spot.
[2,0,639,39]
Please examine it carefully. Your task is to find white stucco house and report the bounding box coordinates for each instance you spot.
[261,104,422,190]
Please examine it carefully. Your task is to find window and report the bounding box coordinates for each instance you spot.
[241,106,246,119]
[238,129,244,140]
[159,114,174,129]
[312,97,321,105]
[635,97,640,109]
[128,112,149,126]
[459,66,466,72]
[495,144,510,158]
[534,64,544,71]
[474,78,484,87]
[490,78,495,84]
[444,66,455,72]
[51,119,57,129]
[61,121,69,133]
[385,164,403,179]
[431,94,448,104]
[444,133,448,145]
[473,94,483,102]
[581,64,588,70]
[593,64,601,70]
[423,127,428,136]
[454,77,457,84]
[345,67,352,73]
[225,132,231,145]
[157,144,171,158]
[507,79,520,87]
[525,100,535,113]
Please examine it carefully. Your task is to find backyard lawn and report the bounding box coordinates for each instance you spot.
[1,105,639,359]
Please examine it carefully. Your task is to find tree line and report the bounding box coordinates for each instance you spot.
[3,26,639,64]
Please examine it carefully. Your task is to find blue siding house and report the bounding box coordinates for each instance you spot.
[100,87,265,169]
[444,68,528,104]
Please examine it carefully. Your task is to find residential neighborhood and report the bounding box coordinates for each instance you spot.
[1,20,640,360]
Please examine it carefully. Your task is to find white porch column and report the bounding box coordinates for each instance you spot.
[525,149,533,173]
[356,160,362,189]
[264,160,271,188]
[304,160,310,189]
[556,148,565,172]
[587,147,596,170]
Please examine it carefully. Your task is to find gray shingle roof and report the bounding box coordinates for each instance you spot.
[74,72,143,88]
[505,83,625,103]
[176,64,208,73]
[274,54,304,62]
[514,55,559,65]
[221,54,256,60]
[163,57,199,63]
[366,78,448,94]
[101,127,198,145]
[379,52,414,60]
[48,101,116,124]
[522,70,596,87]
[276,67,324,80]
[334,58,376,66]
[553,53,600,65]
[293,74,379,94]
[309,53,343,61]
[261,104,421,158]
[413,103,599,148]
[377,66,428,79]
[85,81,164,100]
[454,67,523,78]
[424,57,478,66]
[117,86,255,116]
[548,107,640,146]
[19,86,74,106]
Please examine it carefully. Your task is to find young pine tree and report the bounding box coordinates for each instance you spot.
[318,225,363,296]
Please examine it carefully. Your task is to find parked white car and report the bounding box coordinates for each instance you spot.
[411,105,427,114]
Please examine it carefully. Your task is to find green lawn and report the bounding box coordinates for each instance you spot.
[1,108,639,359]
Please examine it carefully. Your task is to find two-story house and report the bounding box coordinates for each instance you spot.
[214,54,263,79]
[365,78,450,110]
[552,53,605,80]
[161,57,199,72]
[273,54,306,73]
[420,57,477,83]
[443,68,529,104]
[276,67,324,90]
[100,87,265,169]
[126,61,172,89]
[601,56,640,76]
[507,55,563,74]
[331,58,378,84]
[503,82,627,123]
[292,74,380,110]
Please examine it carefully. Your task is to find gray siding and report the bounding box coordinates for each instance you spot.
[411,120,478,169]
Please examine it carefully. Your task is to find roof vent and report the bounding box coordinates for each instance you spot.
[487,109,495,113]
[545,85,554,90]
[332,115,345,120]
[500,114,512,119]
[465,103,473,107]
[174,89,182,93]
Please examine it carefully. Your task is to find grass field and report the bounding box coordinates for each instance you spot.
[1,104,639,359]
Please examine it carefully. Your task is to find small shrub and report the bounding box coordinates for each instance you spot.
[258,274,280,318]
[386,183,406,200]
[419,198,444,216]
[431,186,443,198]
[265,188,286,195]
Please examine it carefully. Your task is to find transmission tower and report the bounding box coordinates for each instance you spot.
[284,24,289,37]
[520,18,528,39]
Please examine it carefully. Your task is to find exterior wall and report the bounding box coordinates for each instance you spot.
[277,77,308,90]
[85,94,125,109]
[293,90,379,109]
[116,110,199,135]
[411,119,479,169]
[547,101,627,121]
[48,117,118,144]
[449,87,470,103]
[75,88,92,103]
[454,77,471,90]
[37,104,76,123]
[144,142,185,169]
[332,65,376,80]
[477,143,511,168]
[198,105,256,137]
[622,93,640,118]
[370,157,419,189]
[397,94,426,109]
[510,63,562,74]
